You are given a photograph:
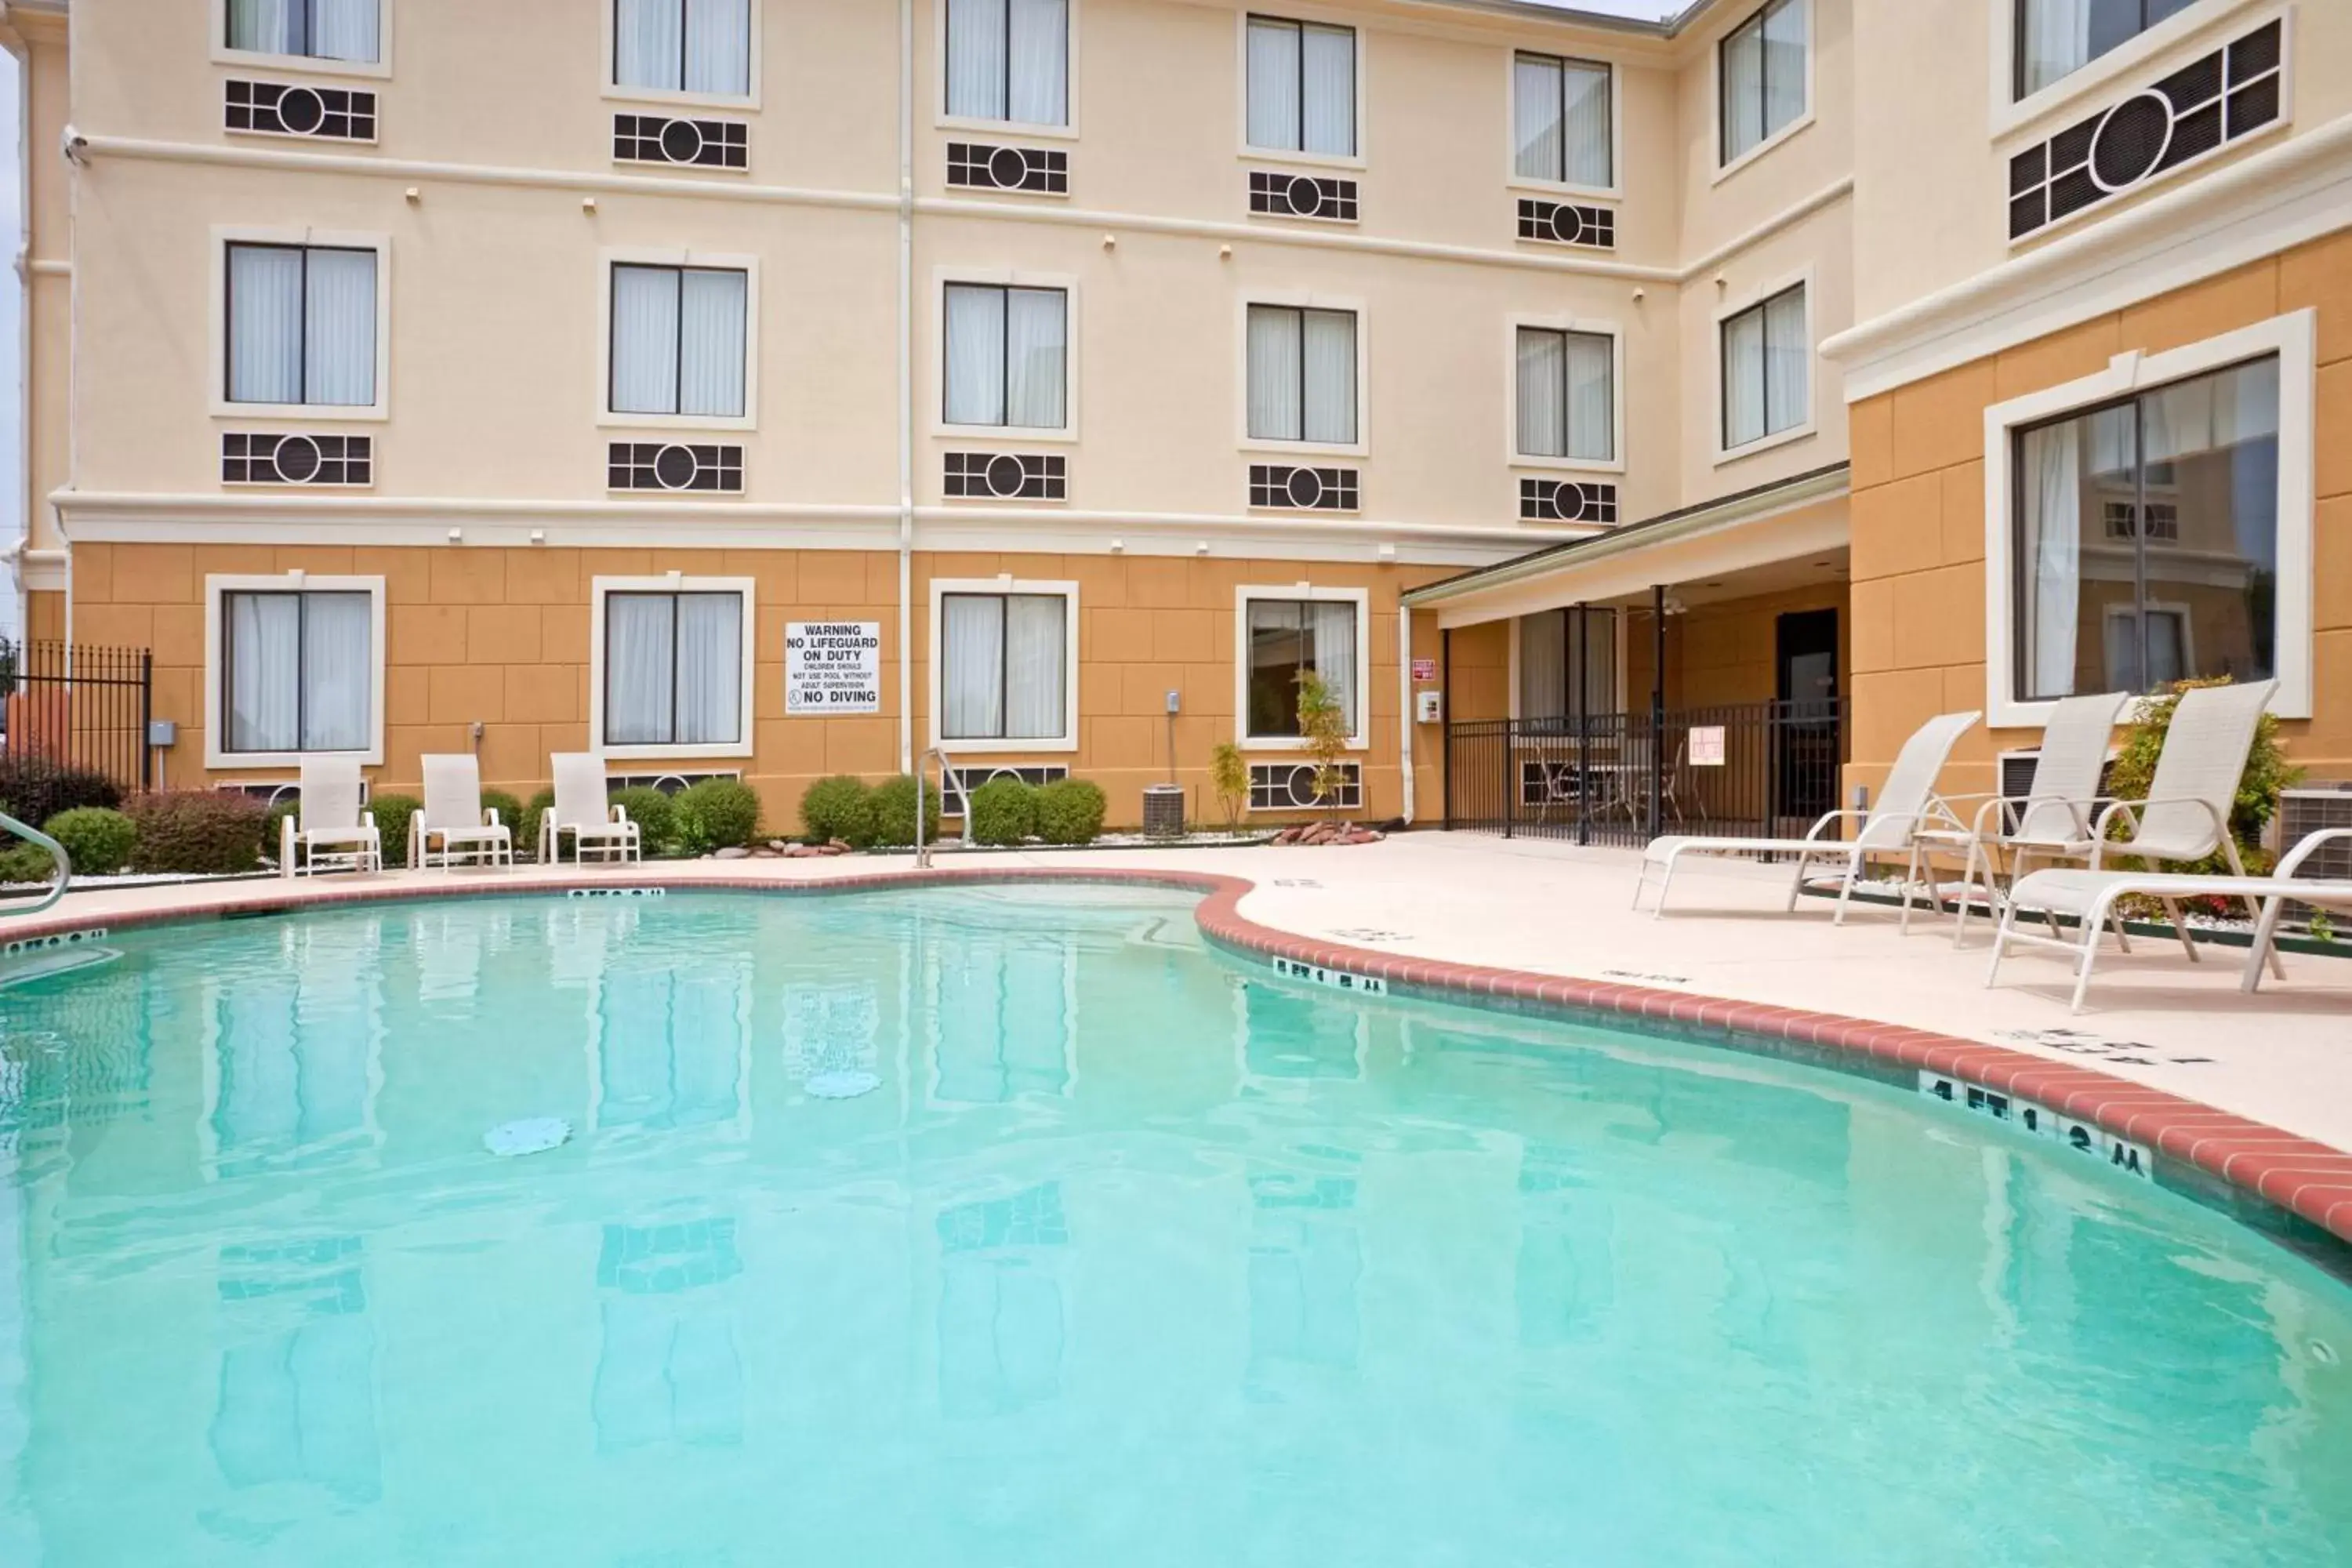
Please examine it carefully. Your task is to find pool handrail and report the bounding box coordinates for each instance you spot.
[913,749,977,869]
[0,809,71,918]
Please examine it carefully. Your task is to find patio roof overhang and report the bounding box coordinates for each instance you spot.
[1403,463,1850,629]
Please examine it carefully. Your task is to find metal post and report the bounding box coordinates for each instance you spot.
[140,649,155,790]
[1649,585,1665,839]
[1572,603,1588,848]
[1440,629,1454,831]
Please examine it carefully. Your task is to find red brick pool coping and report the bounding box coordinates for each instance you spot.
[11,864,2352,1252]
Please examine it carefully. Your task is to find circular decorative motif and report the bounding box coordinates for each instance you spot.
[988,145,1031,189]
[1555,481,1587,521]
[1284,466,1325,510]
[1548,205,1585,246]
[985,453,1029,498]
[273,434,324,485]
[277,86,327,136]
[2089,93,2172,191]
[659,118,706,165]
[1286,174,1325,217]
[653,444,700,490]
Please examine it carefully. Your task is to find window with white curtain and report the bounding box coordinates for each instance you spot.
[946,0,1069,127]
[943,283,1068,429]
[227,0,382,64]
[613,0,753,98]
[1718,0,1806,165]
[603,590,746,748]
[1246,16,1356,158]
[1244,597,1358,740]
[1512,53,1612,187]
[609,263,749,420]
[939,591,1071,742]
[2014,0,2198,99]
[1516,607,1619,720]
[1719,282,1808,450]
[1515,326,1614,463]
[1247,304,1356,445]
[227,243,379,408]
[220,590,375,754]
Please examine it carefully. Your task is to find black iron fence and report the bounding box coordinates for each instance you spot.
[0,641,155,793]
[1444,700,1847,848]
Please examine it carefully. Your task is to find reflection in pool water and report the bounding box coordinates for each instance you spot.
[0,887,2347,1566]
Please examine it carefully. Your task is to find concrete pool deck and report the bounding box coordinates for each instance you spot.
[8,831,2351,1243]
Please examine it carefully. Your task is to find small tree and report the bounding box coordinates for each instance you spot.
[1209,742,1249,831]
[1294,670,1352,813]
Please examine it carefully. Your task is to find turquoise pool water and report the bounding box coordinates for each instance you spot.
[0,887,2347,1566]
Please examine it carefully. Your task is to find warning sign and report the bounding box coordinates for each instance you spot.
[785,622,882,715]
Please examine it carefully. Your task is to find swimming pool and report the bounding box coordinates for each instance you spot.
[0,885,2347,1565]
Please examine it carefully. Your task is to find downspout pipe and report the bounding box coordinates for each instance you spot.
[895,0,914,775]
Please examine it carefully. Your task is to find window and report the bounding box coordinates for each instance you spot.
[1719,0,1806,166]
[220,589,374,755]
[945,0,1069,127]
[1515,327,1613,463]
[1719,283,1807,451]
[2013,356,2278,702]
[227,0,381,64]
[1247,305,1356,445]
[2015,0,2198,98]
[943,284,1068,430]
[226,243,378,408]
[1243,595,1359,742]
[1246,16,1356,158]
[1513,53,1611,187]
[938,591,1072,743]
[613,0,752,98]
[1516,608,1618,718]
[609,263,749,420]
[602,590,747,749]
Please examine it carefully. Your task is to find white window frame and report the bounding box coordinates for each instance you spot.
[210,226,391,423]
[596,248,761,433]
[602,0,764,111]
[1990,0,2267,137]
[210,0,394,80]
[1711,270,1816,465]
[931,268,1080,442]
[927,575,1081,755]
[589,575,758,760]
[1235,10,1368,172]
[203,572,387,769]
[1236,291,1369,458]
[1234,583,1371,752]
[936,0,1083,140]
[1503,48,1621,201]
[1981,308,2316,728]
[1711,0,1814,185]
[1505,313,1625,474]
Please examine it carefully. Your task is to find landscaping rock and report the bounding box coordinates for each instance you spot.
[714,846,752,860]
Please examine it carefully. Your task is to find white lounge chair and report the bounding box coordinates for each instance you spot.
[1990,827,2352,1012]
[412,753,515,871]
[280,757,381,879]
[542,752,642,864]
[1917,691,2129,946]
[1634,710,1980,921]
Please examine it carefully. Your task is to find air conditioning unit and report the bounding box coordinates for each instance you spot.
[1249,463,1359,513]
[2008,17,2282,242]
[608,442,743,494]
[225,79,377,140]
[944,451,1065,501]
[1515,198,1615,249]
[1248,170,1358,222]
[947,141,1067,194]
[221,433,373,487]
[1249,760,1363,812]
[1995,747,2119,834]
[1519,477,1618,524]
[2278,784,2352,926]
[613,113,748,169]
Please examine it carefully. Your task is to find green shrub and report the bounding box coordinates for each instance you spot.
[2106,677,2302,916]
[0,844,53,885]
[675,777,762,854]
[867,775,941,848]
[126,791,270,875]
[481,789,526,838]
[524,787,556,858]
[799,775,875,846]
[610,786,677,856]
[0,755,122,826]
[967,777,1038,846]
[368,793,423,869]
[43,807,138,877]
[1033,779,1107,845]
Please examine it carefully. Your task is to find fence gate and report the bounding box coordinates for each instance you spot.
[0,641,156,793]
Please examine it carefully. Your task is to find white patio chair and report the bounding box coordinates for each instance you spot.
[543,752,642,864]
[1989,826,2352,1012]
[412,753,515,872]
[280,756,381,879]
[1634,710,1980,922]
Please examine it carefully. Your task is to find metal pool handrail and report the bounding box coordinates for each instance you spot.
[0,809,72,918]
